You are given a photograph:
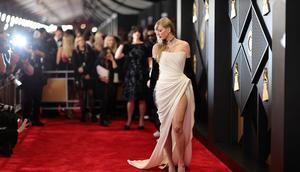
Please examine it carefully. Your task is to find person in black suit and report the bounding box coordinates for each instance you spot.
[0,105,30,157]
[144,27,160,137]
[72,35,96,122]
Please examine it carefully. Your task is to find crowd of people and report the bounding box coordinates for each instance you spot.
[0,22,161,155]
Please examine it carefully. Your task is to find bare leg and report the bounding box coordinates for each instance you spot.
[165,128,176,172]
[172,94,187,172]
[125,100,135,126]
[138,100,146,126]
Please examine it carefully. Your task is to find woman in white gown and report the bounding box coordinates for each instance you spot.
[128,17,195,172]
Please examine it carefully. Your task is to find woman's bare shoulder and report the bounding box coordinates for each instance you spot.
[178,40,189,47]
[177,40,190,57]
[152,43,160,58]
[153,43,160,50]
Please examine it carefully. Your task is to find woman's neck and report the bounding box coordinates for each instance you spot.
[166,34,176,46]
[166,34,175,42]
[132,38,142,44]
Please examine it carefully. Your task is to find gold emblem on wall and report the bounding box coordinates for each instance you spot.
[262,0,270,16]
[200,31,205,50]
[204,0,209,21]
[193,54,197,74]
[234,63,240,91]
[262,68,269,101]
[230,0,237,19]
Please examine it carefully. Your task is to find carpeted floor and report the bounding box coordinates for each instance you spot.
[0,117,231,172]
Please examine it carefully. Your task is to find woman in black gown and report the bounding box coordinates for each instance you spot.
[115,26,150,130]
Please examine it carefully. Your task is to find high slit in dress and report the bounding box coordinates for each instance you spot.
[128,51,195,169]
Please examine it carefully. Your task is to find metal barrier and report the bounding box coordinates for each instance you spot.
[0,78,21,113]
[1,70,125,114]
[41,70,79,110]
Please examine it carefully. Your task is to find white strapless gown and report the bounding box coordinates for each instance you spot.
[128,51,195,169]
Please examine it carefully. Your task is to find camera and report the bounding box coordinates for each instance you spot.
[10,34,31,60]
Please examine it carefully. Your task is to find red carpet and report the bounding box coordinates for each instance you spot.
[0,117,231,172]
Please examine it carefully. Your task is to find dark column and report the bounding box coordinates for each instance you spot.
[206,0,232,144]
[272,0,300,171]
[177,0,193,42]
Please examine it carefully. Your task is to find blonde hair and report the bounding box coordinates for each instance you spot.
[155,17,176,62]
[93,31,104,51]
[103,35,117,53]
[62,34,74,58]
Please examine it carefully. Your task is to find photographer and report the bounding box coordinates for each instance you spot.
[15,29,49,127]
[0,33,31,157]
[0,104,30,157]
[39,28,57,71]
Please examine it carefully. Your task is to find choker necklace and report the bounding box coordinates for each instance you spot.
[167,36,176,46]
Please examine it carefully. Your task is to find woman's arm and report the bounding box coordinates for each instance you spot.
[114,44,124,60]
[149,43,159,76]
[182,42,195,82]
[56,47,62,65]
[152,43,159,60]
[22,59,34,76]
[182,41,191,58]
[0,54,6,74]
[147,43,160,88]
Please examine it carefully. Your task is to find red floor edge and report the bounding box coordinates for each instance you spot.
[0,116,231,172]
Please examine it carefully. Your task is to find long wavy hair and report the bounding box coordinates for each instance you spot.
[93,31,104,51]
[62,34,74,58]
[103,35,117,53]
[155,17,176,62]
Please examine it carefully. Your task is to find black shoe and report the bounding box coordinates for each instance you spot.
[137,125,144,130]
[100,120,110,127]
[1,144,12,157]
[80,114,86,122]
[31,121,44,127]
[124,124,130,130]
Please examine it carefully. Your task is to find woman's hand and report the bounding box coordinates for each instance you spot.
[10,52,20,65]
[17,119,30,133]
[84,74,90,80]
[78,67,84,73]
[61,56,69,62]
[99,76,109,83]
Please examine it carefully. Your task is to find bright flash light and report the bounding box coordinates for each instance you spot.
[91,27,97,33]
[80,23,86,29]
[11,35,27,48]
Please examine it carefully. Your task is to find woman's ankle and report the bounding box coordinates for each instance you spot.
[177,164,186,172]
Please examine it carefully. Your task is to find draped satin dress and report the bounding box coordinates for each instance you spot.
[128,51,195,169]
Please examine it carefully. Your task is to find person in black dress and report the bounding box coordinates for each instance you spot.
[72,35,96,122]
[115,26,150,130]
[95,47,119,126]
